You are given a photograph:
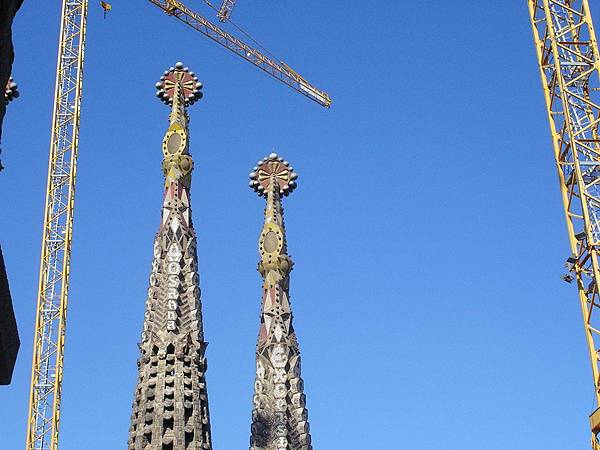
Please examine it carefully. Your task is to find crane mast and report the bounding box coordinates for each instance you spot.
[528,0,600,448]
[25,0,88,449]
[149,0,332,107]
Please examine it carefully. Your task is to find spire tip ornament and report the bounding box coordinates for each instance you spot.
[155,62,203,107]
[250,153,298,197]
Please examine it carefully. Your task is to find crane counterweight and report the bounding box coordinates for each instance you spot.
[217,0,236,22]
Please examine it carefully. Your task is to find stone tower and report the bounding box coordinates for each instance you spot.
[248,154,313,450]
[128,62,211,450]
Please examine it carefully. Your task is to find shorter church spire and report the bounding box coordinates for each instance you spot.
[248,153,312,450]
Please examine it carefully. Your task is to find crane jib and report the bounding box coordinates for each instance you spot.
[152,0,332,107]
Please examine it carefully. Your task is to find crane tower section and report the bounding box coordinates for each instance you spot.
[528,0,600,447]
[26,0,88,449]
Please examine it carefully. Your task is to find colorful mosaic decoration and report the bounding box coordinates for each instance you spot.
[248,154,312,450]
[128,62,211,450]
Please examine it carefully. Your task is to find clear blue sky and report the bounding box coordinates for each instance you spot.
[0,1,595,449]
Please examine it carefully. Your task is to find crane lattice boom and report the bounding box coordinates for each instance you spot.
[149,0,332,107]
[528,1,600,448]
[25,0,88,449]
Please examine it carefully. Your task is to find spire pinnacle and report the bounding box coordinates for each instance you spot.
[249,154,312,450]
[156,63,203,189]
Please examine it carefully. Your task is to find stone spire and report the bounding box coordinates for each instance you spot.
[248,154,312,450]
[128,62,211,450]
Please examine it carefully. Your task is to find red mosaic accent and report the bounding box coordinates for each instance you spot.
[163,71,197,100]
[257,161,291,191]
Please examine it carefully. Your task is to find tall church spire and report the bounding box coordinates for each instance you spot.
[128,62,211,450]
[248,154,313,450]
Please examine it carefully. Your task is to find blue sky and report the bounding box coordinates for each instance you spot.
[0,1,596,449]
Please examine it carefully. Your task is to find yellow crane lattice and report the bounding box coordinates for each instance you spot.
[149,0,331,107]
[25,0,88,449]
[528,1,600,448]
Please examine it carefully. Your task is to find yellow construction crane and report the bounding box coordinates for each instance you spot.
[151,0,331,107]
[217,0,236,22]
[25,1,87,448]
[528,1,600,448]
[25,1,330,449]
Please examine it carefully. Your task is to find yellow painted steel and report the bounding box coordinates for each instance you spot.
[25,0,88,449]
[528,1,600,448]
[149,0,332,107]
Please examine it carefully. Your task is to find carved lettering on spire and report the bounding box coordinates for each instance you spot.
[128,63,211,450]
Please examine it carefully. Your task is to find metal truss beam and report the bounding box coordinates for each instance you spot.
[148,0,332,107]
[529,1,600,448]
[25,0,88,449]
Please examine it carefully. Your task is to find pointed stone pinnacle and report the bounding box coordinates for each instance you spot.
[249,153,312,450]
